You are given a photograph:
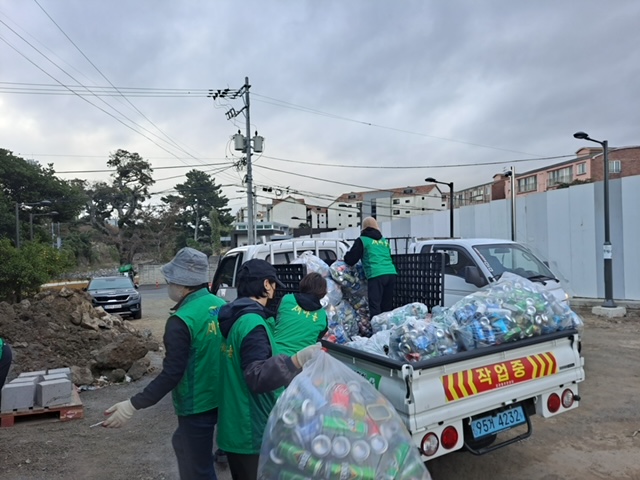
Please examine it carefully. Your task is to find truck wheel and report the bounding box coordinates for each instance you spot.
[132,309,142,320]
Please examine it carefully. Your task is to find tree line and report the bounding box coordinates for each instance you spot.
[0,148,234,301]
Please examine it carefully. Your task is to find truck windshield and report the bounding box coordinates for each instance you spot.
[473,244,556,281]
[88,277,134,290]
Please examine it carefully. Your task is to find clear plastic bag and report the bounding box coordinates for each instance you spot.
[291,251,331,278]
[447,273,584,351]
[258,351,432,480]
[371,303,431,333]
[388,319,458,362]
[347,330,392,357]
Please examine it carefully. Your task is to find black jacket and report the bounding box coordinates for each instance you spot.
[219,297,299,394]
[344,227,383,266]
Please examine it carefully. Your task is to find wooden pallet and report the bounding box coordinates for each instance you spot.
[0,388,84,427]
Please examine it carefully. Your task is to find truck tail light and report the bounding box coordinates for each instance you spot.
[561,389,575,408]
[441,426,459,450]
[420,432,439,456]
[547,393,561,413]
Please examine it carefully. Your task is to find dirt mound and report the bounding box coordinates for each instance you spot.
[0,288,156,384]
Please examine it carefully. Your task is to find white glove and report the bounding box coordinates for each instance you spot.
[293,343,322,369]
[103,399,136,428]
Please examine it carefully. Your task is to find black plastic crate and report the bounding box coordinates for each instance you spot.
[391,252,445,311]
[266,264,307,311]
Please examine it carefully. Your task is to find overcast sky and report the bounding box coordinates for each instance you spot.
[2,0,640,214]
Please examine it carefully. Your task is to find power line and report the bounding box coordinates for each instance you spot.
[55,161,235,174]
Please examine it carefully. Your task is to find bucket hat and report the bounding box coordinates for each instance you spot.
[161,247,209,286]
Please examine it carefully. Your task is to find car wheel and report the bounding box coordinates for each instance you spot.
[132,309,142,320]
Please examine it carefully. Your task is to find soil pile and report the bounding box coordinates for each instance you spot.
[0,288,157,385]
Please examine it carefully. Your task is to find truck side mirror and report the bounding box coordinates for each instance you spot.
[463,266,488,288]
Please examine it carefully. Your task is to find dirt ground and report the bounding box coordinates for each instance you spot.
[1,288,639,480]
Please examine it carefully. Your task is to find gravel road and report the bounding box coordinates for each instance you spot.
[0,288,638,480]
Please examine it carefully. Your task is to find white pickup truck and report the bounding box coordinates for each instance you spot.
[408,238,569,307]
[324,327,584,461]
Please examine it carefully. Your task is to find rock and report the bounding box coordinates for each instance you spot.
[70,311,82,326]
[98,317,114,329]
[71,365,94,385]
[94,306,108,318]
[127,358,150,381]
[81,312,100,331]
[58,288,74,298]
[92,336,149,371]
[146,341,160,352]
[19,299,31,309]
[108,368,127,383]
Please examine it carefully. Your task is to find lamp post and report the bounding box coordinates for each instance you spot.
[573,131,616,308]
[504,168,516,241]
[30,211,59,241]
[14,200,52,248]
[425,178,454,238]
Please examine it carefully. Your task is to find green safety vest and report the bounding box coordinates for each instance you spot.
[274,294,327,356]
[0,338,4,360]
[171,288,226,416]
[361,236,397,279]
[218,312,280,454]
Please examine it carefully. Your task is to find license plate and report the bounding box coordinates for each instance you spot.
[104,304,121,309]
[471,406,526,438]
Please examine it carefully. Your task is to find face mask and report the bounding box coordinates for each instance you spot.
[168,283,185,303]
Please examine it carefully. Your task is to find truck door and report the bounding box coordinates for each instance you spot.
[423,245,481,307]
[211,252,243,302]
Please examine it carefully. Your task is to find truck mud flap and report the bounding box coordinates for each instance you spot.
[463,401,534,455]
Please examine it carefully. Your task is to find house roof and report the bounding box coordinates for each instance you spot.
[334,184,438,203]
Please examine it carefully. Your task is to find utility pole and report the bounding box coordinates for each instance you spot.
[510,166,516,241]
[244,77,255,245]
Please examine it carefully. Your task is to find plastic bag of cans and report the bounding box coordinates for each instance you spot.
[388,319,458,362]
[371,303,431,334]
[323,278,344,307]
[330,260,366,291]
[324,301,360,344]
[291,251,331,278]
[258,351,432,480]
[346,330,392,357]
[443,272,584,351]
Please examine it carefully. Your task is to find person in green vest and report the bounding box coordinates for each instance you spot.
[217,259,320,480]
[0,337,12,404]
[274,272,328,356]
[344,216,398,318]
[103,247,225,480]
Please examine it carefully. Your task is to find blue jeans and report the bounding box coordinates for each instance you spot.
[172,408,218,480]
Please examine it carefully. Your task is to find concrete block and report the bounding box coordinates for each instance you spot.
[47,367,72,380]
[1,382,36,412]
[36,379,72,407]
[592,305,627,318]
[18,370,46,381]
[9,376,39,387]
[43,373,70,383]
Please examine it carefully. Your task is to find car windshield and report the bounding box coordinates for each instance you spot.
[472,244,556,281]
[88,277,134,290]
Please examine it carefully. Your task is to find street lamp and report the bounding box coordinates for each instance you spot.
[573,131,616,308]
[425,178,454,238]
[30,211,59,241]
[291,215,313,238]
[504,168,516,241]
[14,200,52,248]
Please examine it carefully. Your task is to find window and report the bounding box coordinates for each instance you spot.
[548,167,572,187]
[393,209,400,215]
[392,199,400,205]
[347,194,357,199]
[405,210,410,214]
[403,188,414,194]
[211,253,243,291]
[404,199,410,204]
[609,160,621,173]
[428,247,475,278]
[576,163,587,175]
[473,244,553,279]
[517,176,537,193]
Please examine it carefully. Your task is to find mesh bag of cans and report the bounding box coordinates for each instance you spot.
[291,251,332,278]
[258,351,432,480]
[441,272,584,351]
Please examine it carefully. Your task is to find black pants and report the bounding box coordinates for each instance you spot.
[0,343,12,402]
[368,274,396,318]
[171,408,218,480]
[227,453,260,480]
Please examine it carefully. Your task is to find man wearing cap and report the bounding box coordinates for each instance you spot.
[103,247,225,480]
[217,259,320,480]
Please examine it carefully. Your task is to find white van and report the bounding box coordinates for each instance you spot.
[409,238,569,307]
[211,238,351,302]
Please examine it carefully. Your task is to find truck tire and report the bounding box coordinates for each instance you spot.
[132,309,142,320]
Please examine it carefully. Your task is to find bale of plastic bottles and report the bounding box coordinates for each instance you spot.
[258,351,432,480]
